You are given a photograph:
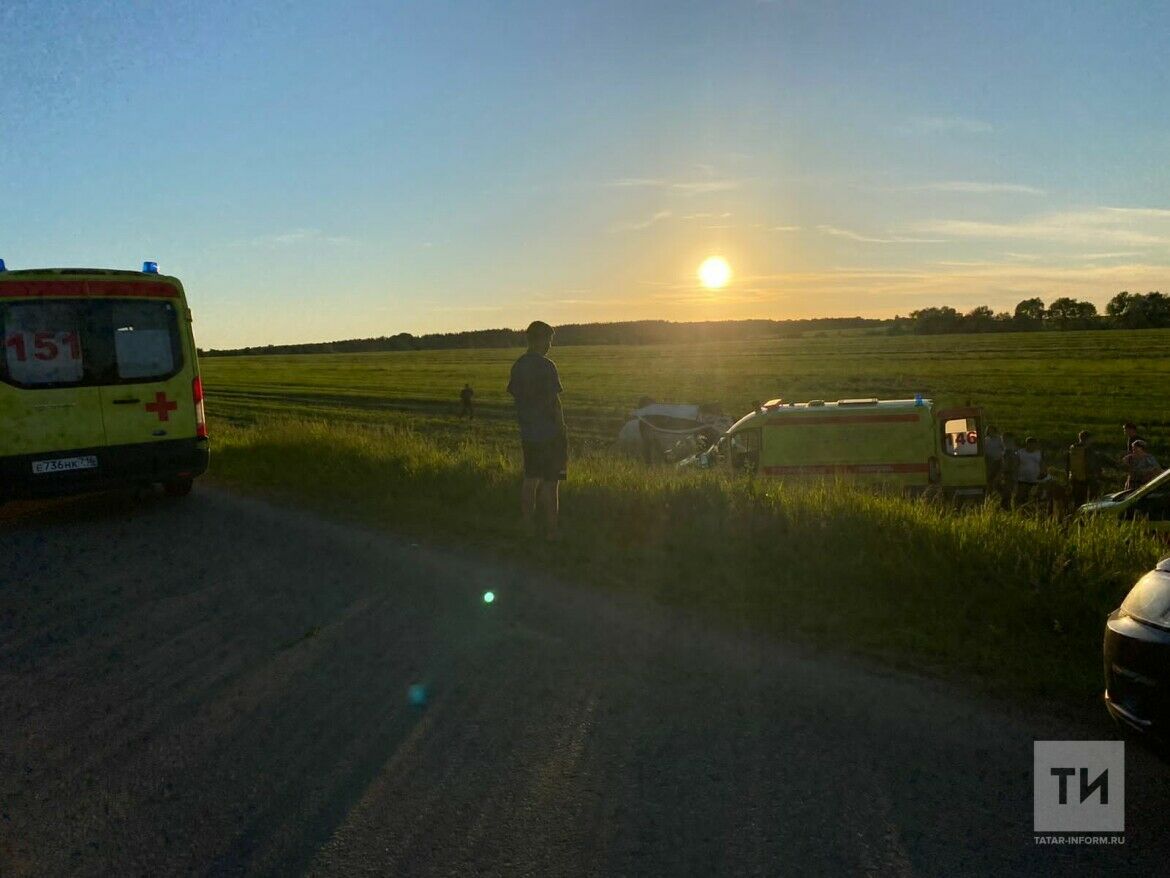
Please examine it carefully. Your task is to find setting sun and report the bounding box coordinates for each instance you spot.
[698,256,732,290]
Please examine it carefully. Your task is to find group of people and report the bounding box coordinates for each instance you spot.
[983,421,1162,511]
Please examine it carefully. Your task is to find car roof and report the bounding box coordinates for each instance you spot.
[0,268,171,278]
[729,398,931,432]
[0,269,183,300]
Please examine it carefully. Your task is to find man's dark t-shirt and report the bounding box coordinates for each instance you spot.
[507,352,565,442]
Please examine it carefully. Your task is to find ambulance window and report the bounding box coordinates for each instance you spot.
[943,417,980,457]
[1,302,86,387]
[111,301,181,381]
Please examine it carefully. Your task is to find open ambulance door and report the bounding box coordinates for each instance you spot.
[935,406,988,498]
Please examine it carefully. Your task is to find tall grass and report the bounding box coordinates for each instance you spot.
[209,416,1166,702]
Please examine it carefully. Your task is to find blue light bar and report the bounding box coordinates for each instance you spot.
[142,261,158,274]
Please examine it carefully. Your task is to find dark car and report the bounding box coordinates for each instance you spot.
[1104,557,1170,737]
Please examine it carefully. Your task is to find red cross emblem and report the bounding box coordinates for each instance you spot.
[145,391,178,422]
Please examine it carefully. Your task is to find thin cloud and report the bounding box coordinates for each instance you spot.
[1101,206,1170,219]
[921,218,1162,245]
[664,262,1170,310]
[769,225,800,232]
[680,212,732,220]
[236,228,353,248]
[907,181,1045,195]
[650,287,773,306]
[610,210,672,232]
[548,297,638,306]
[1006,250,1149,261]
[428,304,505,313]
[607,177,742,195]
[901,115,993,135]
[913,207,1170,247]
[601,259,1170,319]
[817,224,943,244]
[527,290,639,307]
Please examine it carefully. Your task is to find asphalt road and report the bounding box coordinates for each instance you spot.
[2,486,1169,876]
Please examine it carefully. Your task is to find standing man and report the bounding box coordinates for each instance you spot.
[459,383,475,419]
[507,321,567,540]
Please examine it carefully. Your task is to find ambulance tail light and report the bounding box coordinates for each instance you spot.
[928,455,941,484]
[193,375,208,438]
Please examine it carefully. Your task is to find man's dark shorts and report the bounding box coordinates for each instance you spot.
[522,432,568,481]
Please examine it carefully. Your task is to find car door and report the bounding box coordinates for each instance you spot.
[95,298,197,447]
[0,298,107,456]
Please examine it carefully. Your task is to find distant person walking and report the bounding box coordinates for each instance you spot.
[1123,440,1161,491]
[1066,430,1101,506]
[459,383,475,419]
[507,321,567,541]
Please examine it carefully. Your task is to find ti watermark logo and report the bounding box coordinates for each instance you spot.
[1034,741,1125,845]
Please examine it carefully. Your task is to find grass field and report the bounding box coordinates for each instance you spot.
[200,328,1170,704]
[204,328,1170,460]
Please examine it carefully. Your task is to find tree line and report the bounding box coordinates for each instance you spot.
[899,291,1170,335]
[200,317,883,357]
[199,292,1170,357]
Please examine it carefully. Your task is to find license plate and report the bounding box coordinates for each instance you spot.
[32,455,99,474]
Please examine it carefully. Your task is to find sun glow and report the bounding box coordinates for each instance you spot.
[698,256,732,290]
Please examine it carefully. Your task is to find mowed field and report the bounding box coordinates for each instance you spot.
[197,328,1170,705]
[204,328,1169,460]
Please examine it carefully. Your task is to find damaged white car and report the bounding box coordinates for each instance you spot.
[615,402,732,464]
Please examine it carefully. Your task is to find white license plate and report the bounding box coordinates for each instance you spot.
[32,455,99,475]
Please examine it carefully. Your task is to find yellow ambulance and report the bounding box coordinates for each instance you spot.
[704,396,987,500]
[0,262,208,502]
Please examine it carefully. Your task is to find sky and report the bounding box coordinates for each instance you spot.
[2,0,1169,348]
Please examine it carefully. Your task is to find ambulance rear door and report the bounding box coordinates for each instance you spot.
[0,295,107,455]
[936,406,987,492]
[96,297,196,447]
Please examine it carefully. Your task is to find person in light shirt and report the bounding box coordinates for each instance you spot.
[1014,436,1047,507]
